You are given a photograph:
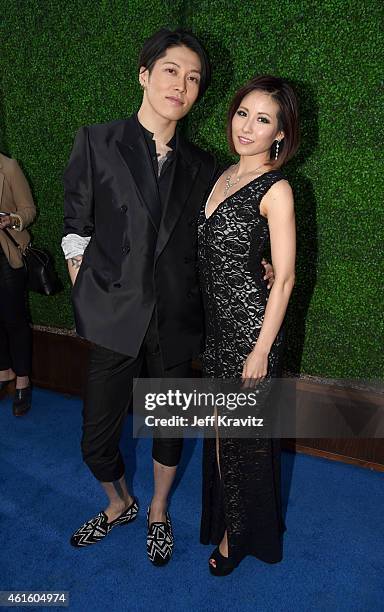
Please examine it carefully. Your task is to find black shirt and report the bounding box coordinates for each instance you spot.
[139,120,177,210]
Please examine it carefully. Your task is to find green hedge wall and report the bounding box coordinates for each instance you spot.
[1,0,382,378]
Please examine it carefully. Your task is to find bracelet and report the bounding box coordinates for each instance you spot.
[10,216,21,230]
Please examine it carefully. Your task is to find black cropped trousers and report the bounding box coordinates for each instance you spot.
[82,310,189,482]
[0,248,31,377]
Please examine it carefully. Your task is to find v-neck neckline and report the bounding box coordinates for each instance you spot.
[204,170,278,220]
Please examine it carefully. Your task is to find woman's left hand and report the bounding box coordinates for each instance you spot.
[242,346,269,386]
[261,258,275,289]
[0,215,12,229]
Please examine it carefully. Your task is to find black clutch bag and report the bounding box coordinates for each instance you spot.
[3,228,61,296]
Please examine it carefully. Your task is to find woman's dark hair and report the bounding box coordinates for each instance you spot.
[227,75,299,168]
[138,28,211,100]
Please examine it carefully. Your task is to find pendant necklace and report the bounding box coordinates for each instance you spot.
[224,162,267,198]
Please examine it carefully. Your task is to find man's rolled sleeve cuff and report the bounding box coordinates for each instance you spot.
[61,233,91,259]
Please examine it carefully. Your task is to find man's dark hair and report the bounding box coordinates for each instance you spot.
[139,28,211,100]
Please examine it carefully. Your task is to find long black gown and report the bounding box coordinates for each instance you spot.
[198,169,288,565]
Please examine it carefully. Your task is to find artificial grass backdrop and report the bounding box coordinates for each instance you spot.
[0,0,382,378]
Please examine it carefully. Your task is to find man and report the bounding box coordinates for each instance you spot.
[62,28,273,565]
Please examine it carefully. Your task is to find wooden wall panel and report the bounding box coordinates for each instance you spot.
[32,328,88,396]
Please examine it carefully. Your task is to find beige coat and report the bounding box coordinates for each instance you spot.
[0,153,36,268]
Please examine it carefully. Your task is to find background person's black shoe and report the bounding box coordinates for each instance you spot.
[70,498,139,547]
[146,507,174,566]
[13,385,32,416]
[0,378,16,400]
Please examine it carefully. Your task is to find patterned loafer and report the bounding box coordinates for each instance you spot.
[70,498,139,547]
[146,507,174,566]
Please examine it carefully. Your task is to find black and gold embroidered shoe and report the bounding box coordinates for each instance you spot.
[146,507,174,566]
[70,498,139,547]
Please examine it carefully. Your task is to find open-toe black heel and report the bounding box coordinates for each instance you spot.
[209,546,237,576]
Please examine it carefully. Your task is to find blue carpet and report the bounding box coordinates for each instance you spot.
[0,387,383,612]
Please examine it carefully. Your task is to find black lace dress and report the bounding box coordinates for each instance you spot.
[198,169,287,565]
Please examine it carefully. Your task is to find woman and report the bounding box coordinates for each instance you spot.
[198,75,299,575]
[0,153,36,415]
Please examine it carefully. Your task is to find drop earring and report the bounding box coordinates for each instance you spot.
[275,140,280,160]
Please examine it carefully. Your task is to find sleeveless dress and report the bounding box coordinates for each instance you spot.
[198,169,287,565]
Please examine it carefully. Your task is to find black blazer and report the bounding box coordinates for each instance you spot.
[63,115,218,367]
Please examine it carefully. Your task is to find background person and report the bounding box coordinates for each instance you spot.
[0,153,36,415]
